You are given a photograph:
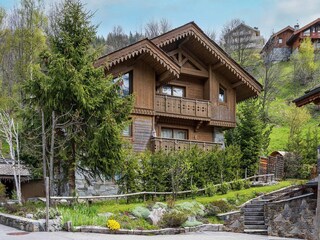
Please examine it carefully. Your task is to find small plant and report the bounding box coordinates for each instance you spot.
[190,184,199,199]
[208,200,232,213]
[34,208,61,219]
[218,182,229,194]
[0,183,6,201]
[205,183,217,197]
[160,211,188,228]
[107,219,121,231]
[204,203,220,216]
[230,180,245,190]
[243,180,251,189]
[166,195,175,208]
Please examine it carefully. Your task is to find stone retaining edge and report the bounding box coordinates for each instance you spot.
[0,212,44,232]
[75,224,224,235]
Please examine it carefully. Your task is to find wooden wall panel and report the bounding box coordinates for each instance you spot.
[132,115,153,152]
[133,61,155,110]
[170,76,205,99]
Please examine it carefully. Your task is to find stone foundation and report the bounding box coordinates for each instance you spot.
[265,196,316,240]
[218,211,244,233]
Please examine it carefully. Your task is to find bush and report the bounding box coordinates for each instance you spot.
[152,202,167,210]
[204,204,221,217]
[34,208,61,219]
[0,183,6,200]
[131,206,150,219]
[230,180,244,190]
[217,182,229,194]
[243,180,251,189]
[208,200,232,213]
[190,184,198,199]
[205,183,217,197]
[160,211,188,228]
[174,201,205,216]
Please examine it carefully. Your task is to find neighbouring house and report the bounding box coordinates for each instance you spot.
[0,159,30,198]
[261,26,295,62]
[224,23,265,51]
[262,18,320,61]
[293,85,320,107]
[96,22,262,152]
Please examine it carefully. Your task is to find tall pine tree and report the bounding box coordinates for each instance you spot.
[23,0,133,195]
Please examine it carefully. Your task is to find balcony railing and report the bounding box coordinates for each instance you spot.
[151,137,222,152]
[155,94,210,119]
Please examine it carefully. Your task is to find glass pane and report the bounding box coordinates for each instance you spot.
[173,130,187,140]
[219,88,225,102]
[173,87,184,97]
[161,128,173,138]
[121,73,130,96]
[122,125,131,137]
[162,85,172,95]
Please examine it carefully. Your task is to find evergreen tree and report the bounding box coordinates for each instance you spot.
[23,0,133,195]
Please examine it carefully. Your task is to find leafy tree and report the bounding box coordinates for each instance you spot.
[302,128,319,165]
[291,37,317,87]
[23,0,133,195]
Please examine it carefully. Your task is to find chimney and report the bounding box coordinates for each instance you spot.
[294,23,299,30]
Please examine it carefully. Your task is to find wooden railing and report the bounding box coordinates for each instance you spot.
[151,137,222,152]
[155,94,210,119]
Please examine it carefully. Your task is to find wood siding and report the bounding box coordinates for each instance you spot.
[132,115,153,152]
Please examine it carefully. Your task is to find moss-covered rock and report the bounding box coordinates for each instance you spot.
[131,206,150,219]
[174,201,205,216]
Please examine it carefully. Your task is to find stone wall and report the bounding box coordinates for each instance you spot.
[270,48,292,62]
[265,196,316,240]
[218,211,244,233]
[75,171,118,197]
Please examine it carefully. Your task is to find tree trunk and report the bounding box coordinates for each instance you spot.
[68,139,76,196]
[41,109,47,179]
[49,111,55,197]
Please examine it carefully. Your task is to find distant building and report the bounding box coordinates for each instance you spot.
[262,18,320,62]
[224,23,265,51]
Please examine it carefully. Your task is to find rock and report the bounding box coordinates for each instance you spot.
[148,208,166,225]
[182,216,203,227]
[131,206,150,219]
[26,214,33,219]
[98,212,114,219]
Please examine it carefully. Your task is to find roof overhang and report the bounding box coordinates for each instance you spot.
[293,86,320,107]
[151,22,262,102]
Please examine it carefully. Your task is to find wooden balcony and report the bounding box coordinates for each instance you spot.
[155,94,211,120]
[151,137,222,152]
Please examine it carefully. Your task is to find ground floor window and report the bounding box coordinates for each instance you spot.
[122,123,132,137]
[161,128,187,140]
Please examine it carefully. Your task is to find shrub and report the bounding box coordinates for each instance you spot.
[204,204,221,217]
[205,183,217,197]
[160,211,188,228]
[243,180,251,189]
[208,200,232,213]
[174,201,205,216]
[217,182,229,194]
[166,195,175,208]
[0,183,6,201]
[107,219,120,231]
[230,180,244,190]
[190,184,198,199]
[34,208,61,219]
[131,206,150,219]
[152,202,167,210]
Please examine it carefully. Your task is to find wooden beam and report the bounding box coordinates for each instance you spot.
[232,81,244,88]
[212,62,224,70]
[181,67,209,78]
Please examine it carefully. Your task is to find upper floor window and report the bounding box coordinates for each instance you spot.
[113,72,132,96]
[219,86,226,103]
[303,29,310,36]
[162,85,185,97]
[161,128,187,140]
[278,38,283,44]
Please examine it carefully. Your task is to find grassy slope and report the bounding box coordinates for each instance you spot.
[58,180,298,227]
[264,61,320,153]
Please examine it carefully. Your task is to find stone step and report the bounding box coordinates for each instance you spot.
[244,224,267,229]
[244,229,268,235]
[246,204,264,208]
[243,207,264,212]
[244,220,265,225]
[250,200,265,205]
[244,212,264,216]
[244,216,265,221]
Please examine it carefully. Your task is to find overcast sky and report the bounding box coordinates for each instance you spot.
[1,0,320,40]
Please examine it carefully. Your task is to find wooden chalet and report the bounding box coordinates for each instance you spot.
[262,18,320,61]
[96,22,262,152]
[293,85,320,107]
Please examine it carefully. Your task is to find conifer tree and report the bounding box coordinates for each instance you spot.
[24,0,133,194]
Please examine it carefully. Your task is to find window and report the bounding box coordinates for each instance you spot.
[278,38,283,44]
[122,124,132,137]
[162,85,185,97]
[303,29,310,36]
[161,128,187,140]
[113,72,132,96]
[219,86,226,103]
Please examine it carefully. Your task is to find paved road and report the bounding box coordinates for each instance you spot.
[0,224,300,240]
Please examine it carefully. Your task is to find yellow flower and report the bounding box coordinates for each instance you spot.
[107,219,121,231]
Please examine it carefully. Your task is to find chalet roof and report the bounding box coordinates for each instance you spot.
[293,85,320,107]
[287,18,320,44]
[97,22,262,102]
[0,160,31,180]
[261,26,294,53]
